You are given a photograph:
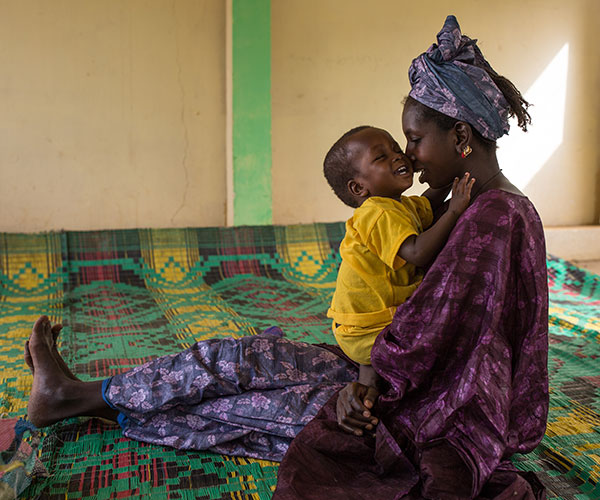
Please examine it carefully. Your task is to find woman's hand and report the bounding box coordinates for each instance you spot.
[336,382,380,435]
[336,364,381,436]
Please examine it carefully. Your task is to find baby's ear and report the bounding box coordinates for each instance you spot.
[348,179,367,198]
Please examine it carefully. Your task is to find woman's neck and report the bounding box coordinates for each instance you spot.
[463,153,523,199]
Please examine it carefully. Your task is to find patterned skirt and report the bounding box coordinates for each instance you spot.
[103,327,357,461]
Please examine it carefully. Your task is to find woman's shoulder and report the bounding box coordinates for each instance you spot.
[476,188,530,208]
[476,175,529,203]
[474,175,526,202]
[471,188,543,232]
[497,176,525,196]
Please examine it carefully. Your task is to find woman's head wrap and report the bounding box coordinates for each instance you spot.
[408,15,510,140]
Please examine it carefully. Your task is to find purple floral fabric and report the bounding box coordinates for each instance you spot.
[408,15,511,140]
[104,327,357,461]
[274,190,549,499]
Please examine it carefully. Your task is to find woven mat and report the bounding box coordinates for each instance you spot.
[0,224,598,499]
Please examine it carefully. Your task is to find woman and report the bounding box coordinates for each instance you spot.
[273,15,548,500]
[25,14,548,498]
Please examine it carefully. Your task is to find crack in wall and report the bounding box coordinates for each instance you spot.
[170,0,190,226]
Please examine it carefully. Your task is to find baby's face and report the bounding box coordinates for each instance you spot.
[348,128,414,201]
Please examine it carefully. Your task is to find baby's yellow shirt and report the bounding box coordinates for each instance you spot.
[327,196,433,362]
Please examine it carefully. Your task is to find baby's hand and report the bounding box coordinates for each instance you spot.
[448,173,475,216]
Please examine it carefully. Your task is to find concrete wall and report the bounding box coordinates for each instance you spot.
[0,0,226,232]
[271,0,600,227]
[1,0,598,232]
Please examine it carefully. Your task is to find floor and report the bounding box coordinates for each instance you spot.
[572,259,600,275]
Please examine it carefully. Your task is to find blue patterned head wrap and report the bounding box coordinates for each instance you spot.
[408,15,510,140]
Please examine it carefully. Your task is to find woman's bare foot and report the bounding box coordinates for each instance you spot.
[27,316,81,427]
[24,323,80,381]
[27,316,117,427]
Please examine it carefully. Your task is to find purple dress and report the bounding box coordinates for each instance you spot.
[274,190,549,499]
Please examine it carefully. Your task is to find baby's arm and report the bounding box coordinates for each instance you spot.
[398,173,475,267]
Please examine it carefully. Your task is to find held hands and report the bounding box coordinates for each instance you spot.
[448,172,476,216]
[336,381,380,436]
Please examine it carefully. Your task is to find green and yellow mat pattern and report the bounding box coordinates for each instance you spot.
[0,224,598,499]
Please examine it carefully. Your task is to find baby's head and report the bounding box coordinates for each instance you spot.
[323,126,414,208]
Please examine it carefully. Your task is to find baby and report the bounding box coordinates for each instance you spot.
[324,126,474,369]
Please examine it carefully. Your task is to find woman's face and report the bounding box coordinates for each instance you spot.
[402,104,460,189]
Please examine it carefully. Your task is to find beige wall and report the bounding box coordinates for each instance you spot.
[0,0,226,232]
[271,0,600,227]
[1,0,598,232]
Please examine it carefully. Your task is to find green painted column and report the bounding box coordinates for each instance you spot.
[232,0,272,226]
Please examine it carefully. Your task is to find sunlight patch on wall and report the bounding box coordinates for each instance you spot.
[497,43,569,190]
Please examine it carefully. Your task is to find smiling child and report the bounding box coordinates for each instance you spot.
[324,125,474,372]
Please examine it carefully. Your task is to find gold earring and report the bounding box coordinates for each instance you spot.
[461,145,472,159]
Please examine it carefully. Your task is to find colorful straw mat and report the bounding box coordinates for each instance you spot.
[0,224,598,499]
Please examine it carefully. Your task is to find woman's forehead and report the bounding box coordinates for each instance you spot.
[401,104,422,130]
